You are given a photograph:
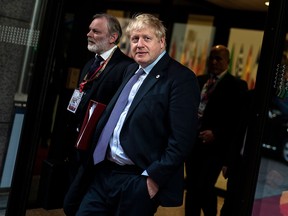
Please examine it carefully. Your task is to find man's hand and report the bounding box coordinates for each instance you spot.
[199,130,215,144]
[147,177,159,198]
[222,166,228,179]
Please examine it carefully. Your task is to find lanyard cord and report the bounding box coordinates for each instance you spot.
[79,48,116,92]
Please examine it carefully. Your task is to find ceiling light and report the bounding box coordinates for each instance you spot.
[265,1,269,6]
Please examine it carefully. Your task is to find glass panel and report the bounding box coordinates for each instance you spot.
[253,36,288,216]
[0,0,49,215]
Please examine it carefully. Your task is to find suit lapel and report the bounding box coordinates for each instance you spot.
[125,71,159,118]
[125,54,170,119]
[93,48,120,83]
[103,53,170,124]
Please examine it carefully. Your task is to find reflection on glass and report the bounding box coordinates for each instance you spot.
[253,36,288,216]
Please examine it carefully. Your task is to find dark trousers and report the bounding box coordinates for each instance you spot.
[220,156,244,216]
[185,145,222,216]
[76,160,159,216]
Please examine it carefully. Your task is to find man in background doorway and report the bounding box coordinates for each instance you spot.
[185,45,248,216]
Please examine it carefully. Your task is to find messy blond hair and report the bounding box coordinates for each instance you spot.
[125,13,167,47]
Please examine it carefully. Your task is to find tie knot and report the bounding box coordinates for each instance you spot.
[210,74,218,80]
[208,75,218,84]
[87,55,104,78]
[95,55,104,64]
[136,68,145,78]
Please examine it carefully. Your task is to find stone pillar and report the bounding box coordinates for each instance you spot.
[0,0,39,185]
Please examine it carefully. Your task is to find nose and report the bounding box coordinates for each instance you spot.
[136,38,144,47]
[209,57,218,65]
[211,59,218,64]
[87,30,92,37]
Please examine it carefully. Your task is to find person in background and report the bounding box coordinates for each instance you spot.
[64,13,200,216]
[185,45,248,216]
[50,13,134,184]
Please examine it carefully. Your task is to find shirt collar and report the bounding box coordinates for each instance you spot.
[95,45,117,61]
[211,69,228,80]
[140,50,166,74]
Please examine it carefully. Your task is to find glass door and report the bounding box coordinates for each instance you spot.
[239,0,288,215]
[252,37,288,215]
[2,0,65,215]
[3,0,287,216]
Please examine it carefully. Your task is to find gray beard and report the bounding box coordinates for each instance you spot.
[87,44,98,53]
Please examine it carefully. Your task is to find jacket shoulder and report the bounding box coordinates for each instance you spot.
[112,48,134,63]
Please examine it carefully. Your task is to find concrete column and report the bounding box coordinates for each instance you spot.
[0,0,39,186]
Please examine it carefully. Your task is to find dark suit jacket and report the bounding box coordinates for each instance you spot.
[196,72,248,167]
[60,48,134,154]
[64,52,200,213]
[73,47,134,128]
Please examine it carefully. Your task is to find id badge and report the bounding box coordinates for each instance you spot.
[67,89,84,113]
[198,102,205,118]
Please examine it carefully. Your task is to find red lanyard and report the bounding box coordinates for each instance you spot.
[78,48,116,92]
[79,61,106,92]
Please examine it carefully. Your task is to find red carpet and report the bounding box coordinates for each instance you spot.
[253,192,288,216]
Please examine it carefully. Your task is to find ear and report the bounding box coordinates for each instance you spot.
[160,37,166,49]
[110,33,118,44]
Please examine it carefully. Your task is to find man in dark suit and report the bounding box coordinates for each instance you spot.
[50,13,133,189]
[63,13,200,216]
[185,45,248,216]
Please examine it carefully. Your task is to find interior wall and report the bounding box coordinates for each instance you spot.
[0,0,38,186]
